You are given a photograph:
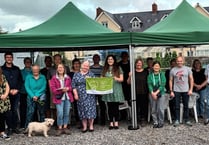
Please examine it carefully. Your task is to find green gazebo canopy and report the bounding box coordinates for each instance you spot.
[1,1,209,50]
[0,2,131,51]
[132,0,209,46]
[145,0,209,33]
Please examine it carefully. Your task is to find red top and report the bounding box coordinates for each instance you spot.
[50,74,74,104]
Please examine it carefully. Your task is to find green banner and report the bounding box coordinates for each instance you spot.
[86,77,113,94]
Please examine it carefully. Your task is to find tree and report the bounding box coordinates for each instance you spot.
[155,51,178,69]
[163,52,171,68]
[171,51,177,59]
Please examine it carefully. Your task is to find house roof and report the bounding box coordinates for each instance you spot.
[204,7,209,13]
[145,0,209,33]
[113,10,172,32]
[100,8,173,32]
[98,4,209,32]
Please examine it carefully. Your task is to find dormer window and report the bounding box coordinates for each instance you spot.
[161,14,168,21]
[130,17,142,29]
[101,21,108,28]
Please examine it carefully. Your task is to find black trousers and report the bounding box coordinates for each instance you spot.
[19,93,27,128]
[97,96,106,123]
[136,94,148,121]
[6,94,20,130]
[0,112,7,132]
[107,102,119,122]
[73,100,80,122]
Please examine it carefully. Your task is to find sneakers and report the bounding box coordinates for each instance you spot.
[185,121,192,127]
[153,124,158,128]
[1,133,11,141]
[173,120,192,127]
[153,123,163,128]
[173,120,180,127]
[158,123,164,128]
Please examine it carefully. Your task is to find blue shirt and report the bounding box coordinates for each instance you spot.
[20,67,32,94]
[25,74,46,99]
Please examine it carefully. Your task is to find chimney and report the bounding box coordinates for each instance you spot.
[152,3,158,14]
[96,7,103,18]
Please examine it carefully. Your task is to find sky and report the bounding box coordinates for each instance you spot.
[0,0,208,33]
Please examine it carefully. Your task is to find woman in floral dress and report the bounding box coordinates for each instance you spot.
[72,61,96,133]
[0,67,11,140]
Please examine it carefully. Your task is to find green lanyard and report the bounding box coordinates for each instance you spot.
[152,73,161,86]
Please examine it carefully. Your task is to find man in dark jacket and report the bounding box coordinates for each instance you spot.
[1,52,23,135]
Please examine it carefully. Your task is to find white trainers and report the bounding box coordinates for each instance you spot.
[1,133,11,141]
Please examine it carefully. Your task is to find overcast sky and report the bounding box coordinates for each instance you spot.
[0,0,208,33]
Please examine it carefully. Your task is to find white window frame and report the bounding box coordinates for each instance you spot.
[130,17,142,29]
[101,21,108,28]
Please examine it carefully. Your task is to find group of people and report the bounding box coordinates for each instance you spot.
[127,56,209,129]
[1,51,209,141]
[0,52,129,140]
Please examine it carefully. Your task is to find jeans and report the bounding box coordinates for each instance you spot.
[195,88,207,117]
[6,94,20,130]
[56,99,71,126]
[203,86,209,118]
[174,92,189,122]
[25,97,45,128]
[149,94,165,125]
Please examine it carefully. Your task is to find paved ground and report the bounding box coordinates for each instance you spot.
[1,119,209,145]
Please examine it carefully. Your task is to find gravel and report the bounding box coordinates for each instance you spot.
[1,119,209,145]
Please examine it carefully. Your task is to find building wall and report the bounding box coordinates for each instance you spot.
[196,6,209,18]
[96,13,121,32]
[95,6,209,59]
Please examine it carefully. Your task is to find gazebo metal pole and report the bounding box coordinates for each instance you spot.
[30,51,35,64]
[128,45,139,130]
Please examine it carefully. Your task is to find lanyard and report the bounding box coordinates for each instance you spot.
[152,73,161,86]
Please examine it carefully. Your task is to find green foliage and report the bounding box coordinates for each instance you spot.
[171,51,177,59]
[155,51,177,68]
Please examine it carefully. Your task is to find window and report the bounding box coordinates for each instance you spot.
[130,17,142,29]
[161,14,169,21]
[101,21,108,28]
[154,18,158,22]
[132,21,141,29]
[187,51,190,56]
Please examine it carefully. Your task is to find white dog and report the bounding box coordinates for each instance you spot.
[26,118,54,137]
